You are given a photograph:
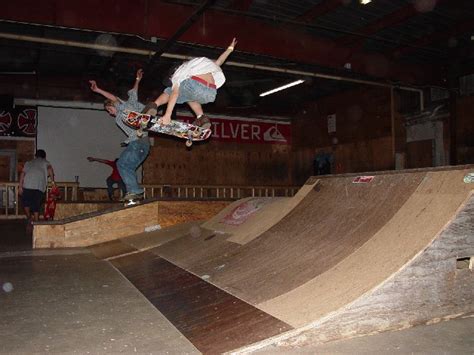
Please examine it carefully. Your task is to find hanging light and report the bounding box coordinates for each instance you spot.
[259,80,305,97]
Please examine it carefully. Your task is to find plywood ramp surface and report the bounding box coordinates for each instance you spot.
[157,172,424,305]
[258,169,473,327]
[256,194,474,351]
[203,180,318,245]
[111,251,292,354]
[121,221,204,251]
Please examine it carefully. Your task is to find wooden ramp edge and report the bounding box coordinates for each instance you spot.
[233,169,474,353]
[33,200,229,248]
[203,178,319,245]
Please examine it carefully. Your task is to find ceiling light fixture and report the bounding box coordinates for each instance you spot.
[259,80,305,97]
[360,0,372,4]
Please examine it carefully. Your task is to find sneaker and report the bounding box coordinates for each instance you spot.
[141,102,158,116]
[464,173,474,183]
[123,192,144,201]
[192,114,211,130]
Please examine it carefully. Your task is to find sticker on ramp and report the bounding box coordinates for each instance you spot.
[464,173,474,183]
[221,198,273,226]
[352,176,375,184]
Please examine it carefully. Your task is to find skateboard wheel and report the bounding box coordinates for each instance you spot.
[186,140,193,148]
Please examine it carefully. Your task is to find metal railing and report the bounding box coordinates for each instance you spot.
[0,182,79,219]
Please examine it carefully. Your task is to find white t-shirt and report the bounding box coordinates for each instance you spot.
[23,158,51,192]
[171,57,225,89]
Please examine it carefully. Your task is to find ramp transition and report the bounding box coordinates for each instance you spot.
[91,166,474,353]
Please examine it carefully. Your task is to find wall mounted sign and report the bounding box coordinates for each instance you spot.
[173,114,291,145]
[0,107,37,137]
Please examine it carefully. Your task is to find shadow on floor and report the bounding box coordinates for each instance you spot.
[0,219,32,252]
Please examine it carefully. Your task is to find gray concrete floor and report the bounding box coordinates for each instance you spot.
[0,249,199,354]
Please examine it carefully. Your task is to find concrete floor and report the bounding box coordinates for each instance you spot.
[0,249,199,354]
[1,219,473,354]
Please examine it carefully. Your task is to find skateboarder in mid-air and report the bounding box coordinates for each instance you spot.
[143,38,237,129]
[89,68,149,203]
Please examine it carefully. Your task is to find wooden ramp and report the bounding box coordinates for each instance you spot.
[90,166,474,353]
[33,199,229,248]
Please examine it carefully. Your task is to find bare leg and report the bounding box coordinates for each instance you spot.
[32,212,40,222]
[154,92,170,107]
[187,101,204,117]
[24,207,31,220]
[143,92,171,115]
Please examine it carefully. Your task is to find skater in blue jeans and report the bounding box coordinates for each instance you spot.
[89,68,150,201]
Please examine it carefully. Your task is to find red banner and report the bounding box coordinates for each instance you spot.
[176,114,291,145]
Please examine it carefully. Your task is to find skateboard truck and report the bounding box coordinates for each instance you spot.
[186,131,193,147]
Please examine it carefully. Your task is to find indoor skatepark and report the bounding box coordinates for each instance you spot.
[1,0,474,353]
[2,166,473,353]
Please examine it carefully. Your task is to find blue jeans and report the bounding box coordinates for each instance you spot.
[117,138,150,195]
[106,176,126,200]
[164,78,217,104]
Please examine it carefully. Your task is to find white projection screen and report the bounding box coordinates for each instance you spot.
[37,106,142,188]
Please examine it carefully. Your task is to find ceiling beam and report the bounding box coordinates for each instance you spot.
[337,0,450,47]
[297,0,343,23]
[230,0,254,12]
[391,19,474,57]
[149,0,216,63]
[0,0,442,84]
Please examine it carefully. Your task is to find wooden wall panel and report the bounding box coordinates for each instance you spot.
[292,87,392,149]
[143,138,292,186]
[0,139,35,178]
[289,87,395,179]
[0,156,9,180]
[291,137,393,184]
[456,95,474,164]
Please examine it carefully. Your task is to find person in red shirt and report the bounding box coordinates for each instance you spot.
[87,157,126,201]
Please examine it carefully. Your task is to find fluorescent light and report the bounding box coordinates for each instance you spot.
[259,80,305,97]
[360,0,372,4]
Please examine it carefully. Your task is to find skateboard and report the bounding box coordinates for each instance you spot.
[121,110,212,147]
[44,185,60,220]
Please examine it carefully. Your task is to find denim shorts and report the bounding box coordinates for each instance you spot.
[164,78,217,104]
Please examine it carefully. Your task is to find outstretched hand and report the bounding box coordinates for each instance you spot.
[229,38,237,49]
[89,80,99,92]
[136,69,144,81]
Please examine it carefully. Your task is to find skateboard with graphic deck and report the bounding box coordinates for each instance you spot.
[121,110,212,147]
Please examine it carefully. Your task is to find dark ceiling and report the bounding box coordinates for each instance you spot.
[0,0,473,117]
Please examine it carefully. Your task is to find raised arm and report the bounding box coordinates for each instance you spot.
[18,170,25,195]
[131,69,143,92]
[215,38,237,67]
[87,157,110,164]
[47,164,55,185]
[89,80,119,103]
